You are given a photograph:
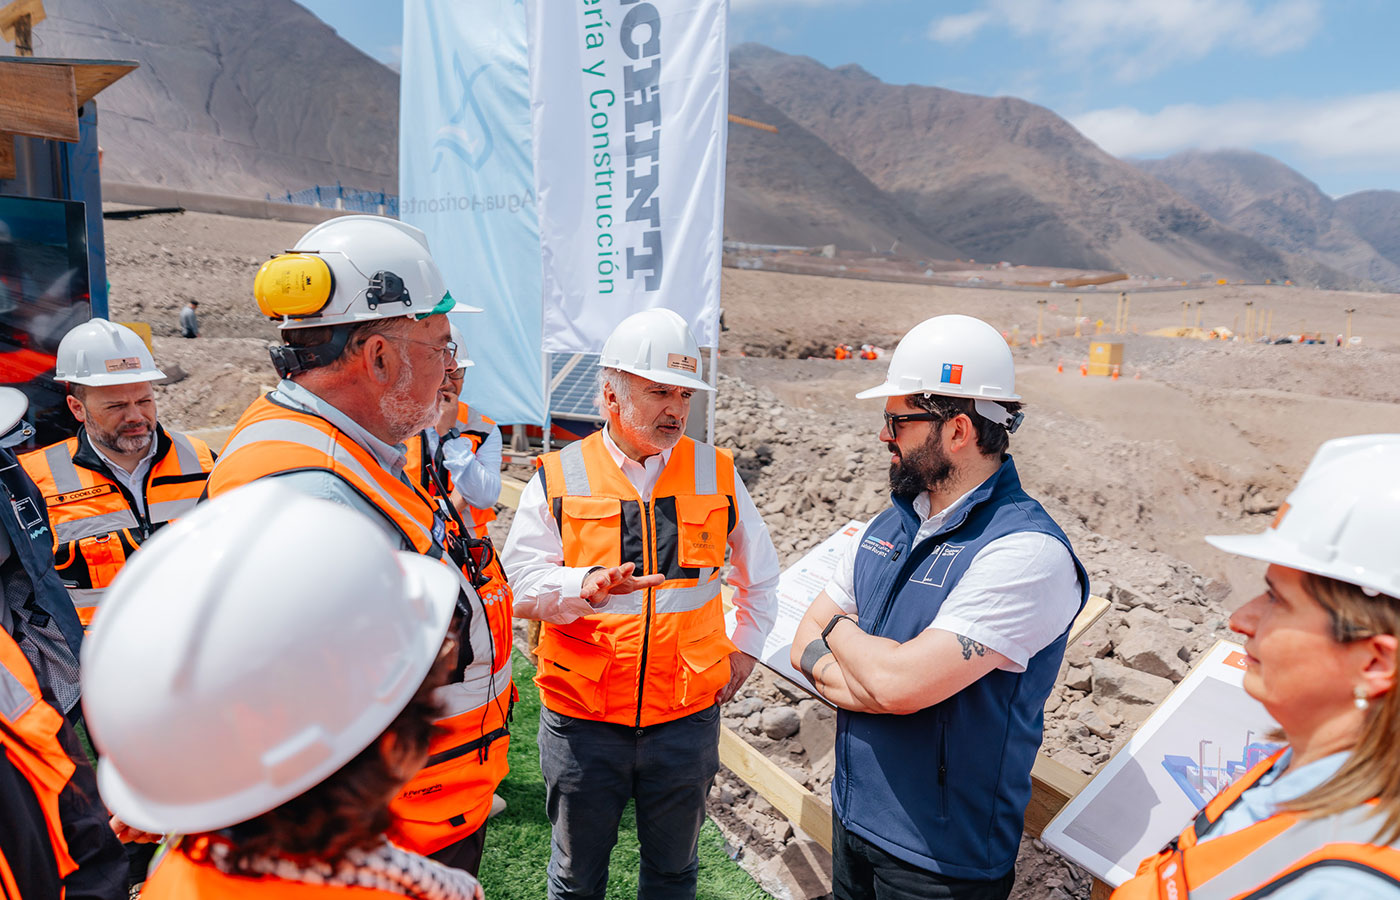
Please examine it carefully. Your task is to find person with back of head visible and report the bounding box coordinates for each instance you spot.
[20,319,215,632]
[203,215,515,876]
[790,314,1087,900]
[82,481,483,900]
[0,387,127,900]
[179,299,199,338]
[1113,435,1400,900]
[503,308,781,900]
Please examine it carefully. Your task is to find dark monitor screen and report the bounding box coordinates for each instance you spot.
[0,194,92,450]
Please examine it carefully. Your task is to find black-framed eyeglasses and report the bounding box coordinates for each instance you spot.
[883,410,944,439]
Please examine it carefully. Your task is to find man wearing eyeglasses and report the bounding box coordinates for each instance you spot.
[204,216,514,876]
[790,315,1087,900]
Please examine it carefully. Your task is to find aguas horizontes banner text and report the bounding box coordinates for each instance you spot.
[400,0,546,425]
[528,0,728,353]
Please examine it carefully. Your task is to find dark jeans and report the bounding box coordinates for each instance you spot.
[538,704,721,900]
[832,817,1015,900]
[429,822,487,875]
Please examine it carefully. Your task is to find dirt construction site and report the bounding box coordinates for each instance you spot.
[111,207,1400,899]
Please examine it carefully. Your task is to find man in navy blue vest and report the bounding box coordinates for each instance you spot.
[791,315,1088,900]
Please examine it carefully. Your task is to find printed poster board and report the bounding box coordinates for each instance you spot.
[727,519,865,695]
[1043,640,1282,885]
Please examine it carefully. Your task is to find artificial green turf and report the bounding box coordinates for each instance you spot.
[479,652,770,900]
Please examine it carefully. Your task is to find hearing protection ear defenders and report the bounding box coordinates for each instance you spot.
[255,253,336,319]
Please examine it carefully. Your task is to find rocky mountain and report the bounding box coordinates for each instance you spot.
[1136,151,1400,290]
[725,79,962,259]
[727,44,1303,283]
[30,0,397,197]
[1335,190,1400,273]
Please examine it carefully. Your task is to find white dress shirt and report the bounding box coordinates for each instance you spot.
[429,425,504,510]
[824,481,1081,673]
[86,430,160,518]
[503,427,781,658]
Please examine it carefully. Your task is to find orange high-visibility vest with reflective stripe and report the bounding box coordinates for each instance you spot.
[207,393,512,853]
[0,628,79,893]
[1113,749,1400,899]
[141,837,411,898]
[20,427,214,627]
[535,432,739,727]
[455,402,498,538]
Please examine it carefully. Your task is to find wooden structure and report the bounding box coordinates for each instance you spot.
[0,53,137,179]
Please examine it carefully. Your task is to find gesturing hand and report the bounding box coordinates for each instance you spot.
[580,562,665,605]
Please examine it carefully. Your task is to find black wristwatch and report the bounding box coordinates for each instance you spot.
[822,613,855,641]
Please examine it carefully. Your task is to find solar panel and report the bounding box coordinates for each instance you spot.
[548,352,604,421]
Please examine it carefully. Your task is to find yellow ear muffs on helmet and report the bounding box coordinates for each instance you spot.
[254,253,336,320]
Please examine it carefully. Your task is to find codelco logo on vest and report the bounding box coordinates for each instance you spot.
[687,529,716,557]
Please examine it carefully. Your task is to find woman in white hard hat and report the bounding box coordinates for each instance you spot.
[1114,435,1400,899]
[81,482,483,899]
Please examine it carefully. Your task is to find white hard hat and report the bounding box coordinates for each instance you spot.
[1206,435,1400,599]
[856,314,1020,428]
[599,308,712,392]
[450,322,474,370]
[0,387,27,435]
[81,481,463,834]
[54,318,165,386]
[254,215,481,332]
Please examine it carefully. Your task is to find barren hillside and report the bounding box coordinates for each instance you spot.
[1137,150,1400,289]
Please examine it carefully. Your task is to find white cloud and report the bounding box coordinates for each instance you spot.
[731,0,855,9]
[928,0,1320,80]
[1070,91,1400,163]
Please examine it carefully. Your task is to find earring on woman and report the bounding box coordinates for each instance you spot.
[1355,686,1370,710]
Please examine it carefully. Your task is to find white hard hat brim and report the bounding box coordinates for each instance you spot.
[97,551,463,835]
[56,369,166,387]
[455,358,475,370]
[0,387,27,435]
[855,380,1022,402]
[1204,532,1393,599]
[617,364,714,392]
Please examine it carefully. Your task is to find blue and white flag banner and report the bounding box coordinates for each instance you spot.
[527,0,728,353]
[400,0,546,425]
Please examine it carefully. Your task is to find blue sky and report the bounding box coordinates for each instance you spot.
[295,0,1400,197]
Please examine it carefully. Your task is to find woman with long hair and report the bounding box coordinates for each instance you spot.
[1114,434,1400,898]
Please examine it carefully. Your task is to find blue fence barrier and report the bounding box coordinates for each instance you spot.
[270,183,399,217]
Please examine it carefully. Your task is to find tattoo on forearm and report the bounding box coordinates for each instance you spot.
[958,635,988,660]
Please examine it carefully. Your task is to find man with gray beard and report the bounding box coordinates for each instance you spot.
[203,216,514,875]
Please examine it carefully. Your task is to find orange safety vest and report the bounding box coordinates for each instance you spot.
[535,431,739,727]
[455,402,499,538]
[1113,749,1400,899]
[208,393,513,853]
[19,425,215,627]
[140,837,412,899]
[834,346,851,360]
[0,628,78,898]
[402,402,499,540]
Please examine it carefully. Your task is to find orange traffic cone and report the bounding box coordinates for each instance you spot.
[1112,365,1120,381]
[1134,370,1141,380]
[1057,359,1064,374]
[1079,361,1088,376]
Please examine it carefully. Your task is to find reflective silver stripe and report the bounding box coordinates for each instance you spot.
[1193,806,1395,900]
[0,661,36,722]
[54,509,139,544]
[215,419,437,547]
[591,581,719,617]
[44,442,83,493]
[559,440,591,497]
[655,580,721,615]
[693,443,717,495]
[167,430,205,475]
[435,666,514,719]
[148,497,198,524]
[458,405,491,434]
[67,586,104,612]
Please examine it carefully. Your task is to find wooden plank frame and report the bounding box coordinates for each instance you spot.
[0,59,77,141]
[0,132,15,180]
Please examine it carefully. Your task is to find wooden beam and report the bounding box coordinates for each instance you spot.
[0,132,15,181]
[0,60,77,141]
[499,474,527,512]
[1069,593,1111,644]
[1024,755,1090,839]
[718,725,834,853]
[0,0,45,43]
[70,61,138,107]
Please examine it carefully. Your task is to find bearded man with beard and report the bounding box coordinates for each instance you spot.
[21,319,215,632]
[791,315,1088,900]
[205,216,514,876]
